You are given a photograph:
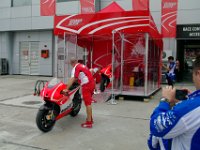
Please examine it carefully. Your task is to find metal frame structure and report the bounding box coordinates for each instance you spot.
[54,30,162,104]
[109,31,161,103]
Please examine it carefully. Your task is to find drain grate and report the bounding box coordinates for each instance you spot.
[22,101,42,105]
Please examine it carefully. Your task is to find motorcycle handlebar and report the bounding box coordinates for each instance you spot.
[60,90,69,96]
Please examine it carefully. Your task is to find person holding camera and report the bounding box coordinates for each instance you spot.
[148,55,200,150]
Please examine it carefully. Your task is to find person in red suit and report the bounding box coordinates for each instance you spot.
[63,57,95,128]
[100,64,112,92]
[90,67,101,92]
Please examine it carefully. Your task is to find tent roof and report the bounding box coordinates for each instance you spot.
[99,1,124,13]
[54,8,162,47]
[55,11,161,36]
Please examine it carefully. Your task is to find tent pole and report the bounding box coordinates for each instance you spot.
[120,33,124,93]
[144,33,149,96]
[64,32,67,83]
[109,31,117,105]
[54,35,58,78]
[75,34,78,58]
[91,35,94,68]
[91,45,93,68]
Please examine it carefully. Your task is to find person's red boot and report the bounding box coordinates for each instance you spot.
[81,121,93,128]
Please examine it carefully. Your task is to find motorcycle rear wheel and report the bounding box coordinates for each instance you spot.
[36,109,58,132]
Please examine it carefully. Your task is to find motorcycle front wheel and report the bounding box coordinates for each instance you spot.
[36,108,58,132]
[70,91,82,117]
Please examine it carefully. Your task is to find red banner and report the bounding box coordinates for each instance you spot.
[132,0,149,10]
[40,0,56,16]
[80,0,95,14]
[161,0,178,37]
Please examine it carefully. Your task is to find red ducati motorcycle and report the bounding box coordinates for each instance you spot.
[34,78,82,132]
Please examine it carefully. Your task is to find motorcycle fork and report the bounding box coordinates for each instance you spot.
[46,104,56,120]
[46,110,53,120]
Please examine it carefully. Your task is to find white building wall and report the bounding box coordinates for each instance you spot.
[12,33,19,74]
[39,31,53,76]
[101,0,132,11]
[0,33,8,59]
[12,31,53,75]
[0,0,54,31]
[0,0,200,31]
[0,32,13,73]
[0,0,11,8]
[57,1,80,15]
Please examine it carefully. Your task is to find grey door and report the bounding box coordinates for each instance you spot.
[20,41,39,75]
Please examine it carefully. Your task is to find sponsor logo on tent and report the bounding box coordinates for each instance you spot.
[163,2,177,9]
[68,19,83,26]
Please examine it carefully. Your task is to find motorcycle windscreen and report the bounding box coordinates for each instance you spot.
[40,78,67,101]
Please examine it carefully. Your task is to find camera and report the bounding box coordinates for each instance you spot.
[175,89,188,100]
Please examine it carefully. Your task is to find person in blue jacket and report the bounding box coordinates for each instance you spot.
[163,56,176,86]
[148,55,200,150]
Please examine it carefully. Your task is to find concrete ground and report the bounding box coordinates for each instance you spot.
[0,75,195,150]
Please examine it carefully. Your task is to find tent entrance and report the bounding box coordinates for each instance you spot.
[55,33,112,83]
[56,33,80,82]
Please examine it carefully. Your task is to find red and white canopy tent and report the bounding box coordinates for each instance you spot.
[54,2,163,98]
